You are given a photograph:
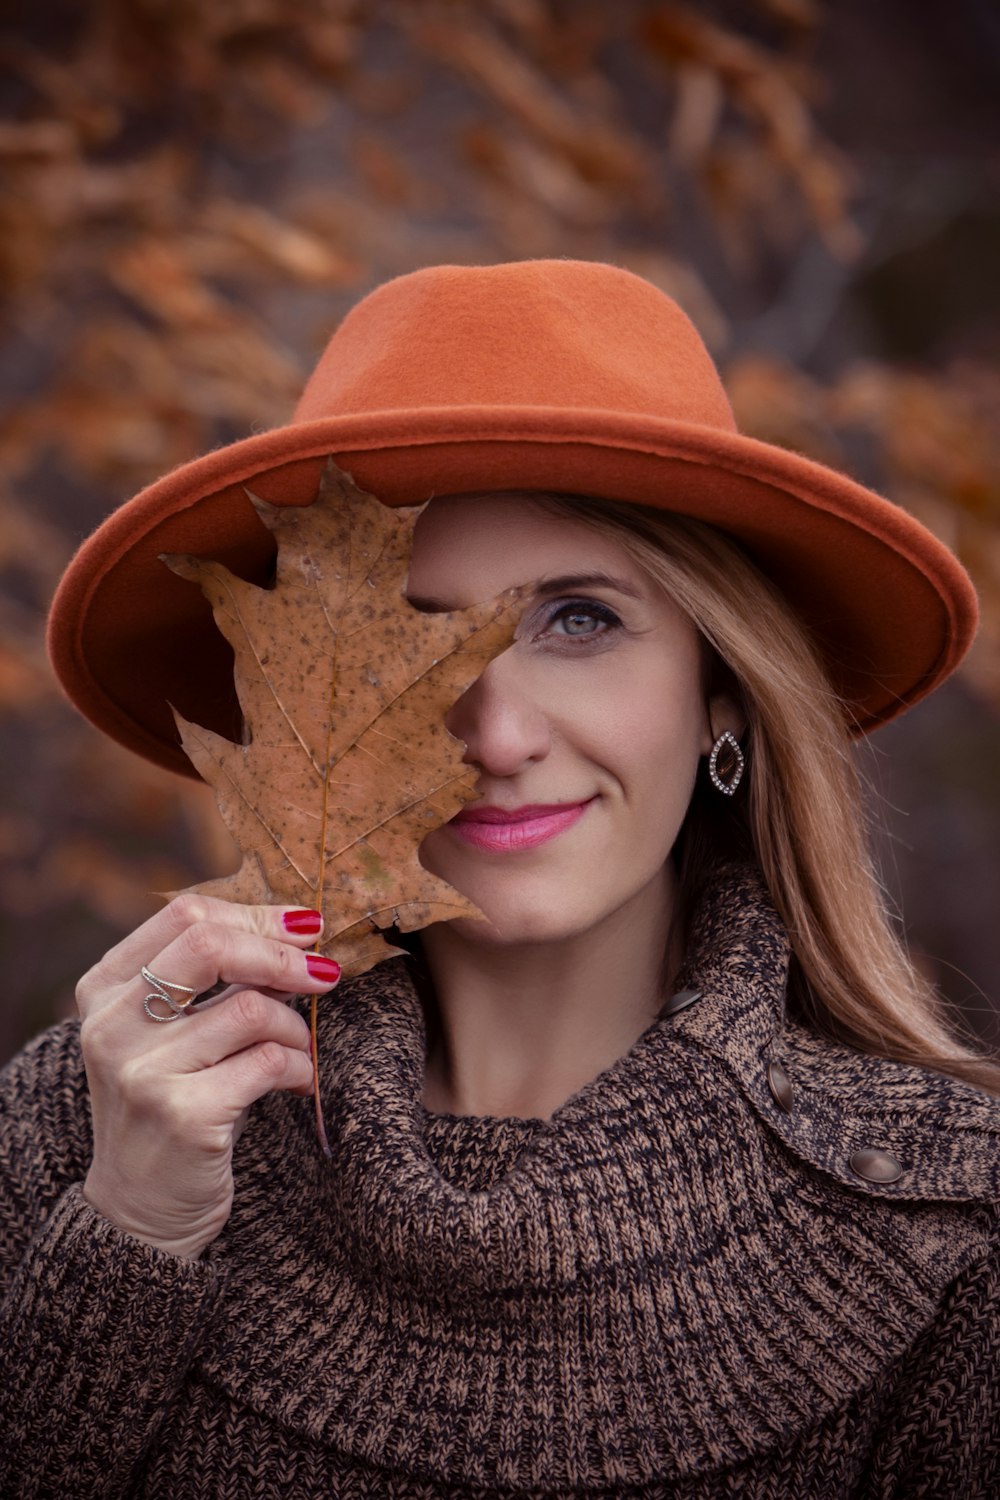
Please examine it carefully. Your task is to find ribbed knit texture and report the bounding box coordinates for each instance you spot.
[2,866,999,1497]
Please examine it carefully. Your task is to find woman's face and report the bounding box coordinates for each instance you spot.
[408,493,719,947]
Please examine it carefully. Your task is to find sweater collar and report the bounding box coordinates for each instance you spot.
[210,863,999,1490]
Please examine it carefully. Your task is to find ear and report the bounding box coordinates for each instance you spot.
[700,692,746,758]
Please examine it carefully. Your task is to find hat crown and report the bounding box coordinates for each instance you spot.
[293,260,737,432]
[47,258,978,777]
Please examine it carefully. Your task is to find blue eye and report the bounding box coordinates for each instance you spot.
[546,599,621,639]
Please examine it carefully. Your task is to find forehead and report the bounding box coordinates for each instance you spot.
[407,492,645,606]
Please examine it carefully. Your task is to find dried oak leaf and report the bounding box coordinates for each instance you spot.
[163,460,523,979]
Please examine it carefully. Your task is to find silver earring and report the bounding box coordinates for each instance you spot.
[708,730,744,796]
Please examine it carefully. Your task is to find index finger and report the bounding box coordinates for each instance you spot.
[85,896,325,995]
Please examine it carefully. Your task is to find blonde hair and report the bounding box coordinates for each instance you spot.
[538,492,1000,1097]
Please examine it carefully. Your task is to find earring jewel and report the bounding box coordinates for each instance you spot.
[708,730,745,796]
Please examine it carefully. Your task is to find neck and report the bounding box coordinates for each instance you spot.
[417,863,681,1121]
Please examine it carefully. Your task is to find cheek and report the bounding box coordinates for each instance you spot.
[608,715,704,867]
[596,666,707,791]
[622,726,703,816]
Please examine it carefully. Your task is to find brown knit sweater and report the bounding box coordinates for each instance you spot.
[2,868,999,1498]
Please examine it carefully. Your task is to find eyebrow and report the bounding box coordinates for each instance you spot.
[407,570,644,612]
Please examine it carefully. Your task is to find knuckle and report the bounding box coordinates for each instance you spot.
[181,919,225,968]
[75,980,98,1024]
[79,1006,118,1067]
[75,956,117,1018]
[251,1041,288,1082]
[167,892,212,934]
[78,1012,102,1065]
[155,1087,192,1140]
[74,972,98,1017]
[115,1058,185,1135]
[229,988,269,1032]
[246,905,279,937]
[116,1053,156,1108]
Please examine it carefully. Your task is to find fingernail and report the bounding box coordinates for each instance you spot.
[305,954,341,984]
[283,909,322,935]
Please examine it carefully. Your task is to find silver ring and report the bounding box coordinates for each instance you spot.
[141,965,198,1023]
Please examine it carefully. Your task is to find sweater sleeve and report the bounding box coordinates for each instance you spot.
[863,1234,1000,1499]
[0,1023,225,1499]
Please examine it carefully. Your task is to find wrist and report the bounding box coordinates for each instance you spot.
[82,1172,220,1261]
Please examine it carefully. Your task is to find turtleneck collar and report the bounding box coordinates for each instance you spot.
[205,863,998,1492]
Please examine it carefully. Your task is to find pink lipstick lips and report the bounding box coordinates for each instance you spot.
[448,799,593,852]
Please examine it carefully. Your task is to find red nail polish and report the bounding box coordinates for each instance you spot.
[283,909,322,935]
[305,954,341,984]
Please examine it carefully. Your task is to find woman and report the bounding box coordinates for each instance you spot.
[3,260,999,1497]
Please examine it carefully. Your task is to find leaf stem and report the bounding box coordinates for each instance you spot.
[311,988,332,1158]
[309,610,340,1159]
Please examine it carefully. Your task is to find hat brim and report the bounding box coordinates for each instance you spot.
[47,406,979,778]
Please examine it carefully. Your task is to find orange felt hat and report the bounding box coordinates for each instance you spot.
[48,258,978,779]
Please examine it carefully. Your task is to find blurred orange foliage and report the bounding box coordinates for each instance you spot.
[1,0,997,1058]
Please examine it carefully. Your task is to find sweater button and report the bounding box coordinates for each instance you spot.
[849,1148,904,1184]
[658,987,701,1018]
[765,1059,794,1113]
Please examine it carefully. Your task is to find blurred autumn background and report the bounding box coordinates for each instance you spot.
[2,0,999,1065]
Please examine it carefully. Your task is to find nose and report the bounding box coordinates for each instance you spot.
[445,651,551,777]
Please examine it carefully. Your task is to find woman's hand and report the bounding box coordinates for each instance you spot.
[77,896,340,1261]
